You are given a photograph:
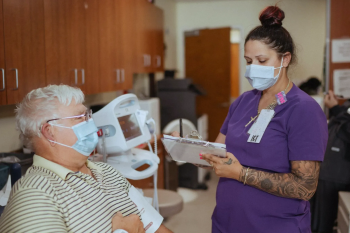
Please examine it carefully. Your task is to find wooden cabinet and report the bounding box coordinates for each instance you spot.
[2,0,46,105]
[119,0,137,90]
[135,0,153,73]
[152,6,164,72]
[0,0,6,105]
[135,2,164,73]
[97,0,122,92]
[98,0,137,92]
[0,0,164,106]
[44,0,100,95]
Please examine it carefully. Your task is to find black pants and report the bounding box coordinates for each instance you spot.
[311,180,350,233]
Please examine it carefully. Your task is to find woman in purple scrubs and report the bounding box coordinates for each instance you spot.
[201,6,328,233]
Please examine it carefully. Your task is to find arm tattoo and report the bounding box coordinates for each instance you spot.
[240,161,320,201]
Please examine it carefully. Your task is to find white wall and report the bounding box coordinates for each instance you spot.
[155,0,178,71]
[175,0,327,93]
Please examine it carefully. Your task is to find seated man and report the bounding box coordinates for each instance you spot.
[0,85,172,233]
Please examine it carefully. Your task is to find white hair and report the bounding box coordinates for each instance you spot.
[16,84,85,150]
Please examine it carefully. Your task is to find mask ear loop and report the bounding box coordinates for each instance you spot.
[48,139,73,149]
[273,56,284,78]
[49,123,72,129]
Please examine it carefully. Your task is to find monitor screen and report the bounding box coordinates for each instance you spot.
[118,114,142,141]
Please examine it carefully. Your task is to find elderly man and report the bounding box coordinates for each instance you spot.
[0,85,172,233]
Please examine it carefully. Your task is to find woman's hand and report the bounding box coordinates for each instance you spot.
[201,152,243,181]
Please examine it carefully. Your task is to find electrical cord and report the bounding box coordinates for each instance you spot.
[146,118,159,212]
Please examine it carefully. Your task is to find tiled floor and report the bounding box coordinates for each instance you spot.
[163,171,219,233]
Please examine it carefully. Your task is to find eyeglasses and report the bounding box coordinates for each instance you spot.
[46,109,92,123]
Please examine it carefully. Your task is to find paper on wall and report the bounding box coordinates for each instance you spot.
[128,186,163,233]
[332,39,350,63]
[333,69,350,99]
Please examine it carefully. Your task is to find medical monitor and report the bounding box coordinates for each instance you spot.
[92,94,152,154]
[118,114,142,141]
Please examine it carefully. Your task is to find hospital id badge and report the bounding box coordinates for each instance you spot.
[247,109,274,144]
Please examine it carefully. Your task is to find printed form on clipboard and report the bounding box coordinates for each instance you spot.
[161,135,227,166]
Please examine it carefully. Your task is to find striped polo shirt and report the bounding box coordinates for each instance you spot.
[0,155,140,233]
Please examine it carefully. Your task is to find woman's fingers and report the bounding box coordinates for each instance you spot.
[171,131,180,137]
[201,153,222,164]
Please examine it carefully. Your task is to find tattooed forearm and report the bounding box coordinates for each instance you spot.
[239,161,320,201]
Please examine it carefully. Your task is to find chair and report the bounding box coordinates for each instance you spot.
[0,163,22,216]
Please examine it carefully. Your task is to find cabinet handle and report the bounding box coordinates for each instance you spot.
[0,68,4,91]
[74,69,78,85]
[121,69,125,83]
[81,69,85,85]
[143,55,148,67]
[11,68,18,90]
[148,55,151,67]
[116,69,121,83]
[157,56,161,67]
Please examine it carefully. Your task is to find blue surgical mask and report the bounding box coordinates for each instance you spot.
[245,57,284,91]
[49,119,99,156]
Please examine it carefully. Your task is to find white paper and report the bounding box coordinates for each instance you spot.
[163,135,226,149]
[332,39,350,63]
[248,109,275,144]
[161,135,227,166]
[128,186,163,233]
[0,175,11,206]
[333,69,350,98]
[136,110,148,127]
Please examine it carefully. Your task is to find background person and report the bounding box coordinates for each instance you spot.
[299,77,322,96]
[311,90,350,233]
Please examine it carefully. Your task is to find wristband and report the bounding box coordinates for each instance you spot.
[243,167,250,185]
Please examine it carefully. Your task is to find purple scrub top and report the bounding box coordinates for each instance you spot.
[212,84,328,233]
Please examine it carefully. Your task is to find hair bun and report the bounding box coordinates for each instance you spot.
[259,6,285,28]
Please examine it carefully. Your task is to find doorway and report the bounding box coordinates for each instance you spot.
[185,27,240,141]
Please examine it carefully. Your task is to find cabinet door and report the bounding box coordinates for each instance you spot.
[84,0,100,94]
[44,0,87,92]
[119,0,137,90]
[0,0,6,105]
[152,6,164,72]
[3,0,46,104]
[135,0,152,73]
[98,0,122,92]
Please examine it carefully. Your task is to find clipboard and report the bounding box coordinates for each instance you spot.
[161,135,227,166]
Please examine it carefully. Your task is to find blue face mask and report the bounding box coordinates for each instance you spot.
[49,119,99,156]
[245,57,284,91]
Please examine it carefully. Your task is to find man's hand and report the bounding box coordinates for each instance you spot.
[324,90,339,109]
[112,212,145,233]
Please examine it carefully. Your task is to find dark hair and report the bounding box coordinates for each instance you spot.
[299,77,321,95]
[245,5,296,65]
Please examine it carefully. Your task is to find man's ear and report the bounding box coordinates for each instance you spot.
[41,123,56,146]
[282,52,292,68]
